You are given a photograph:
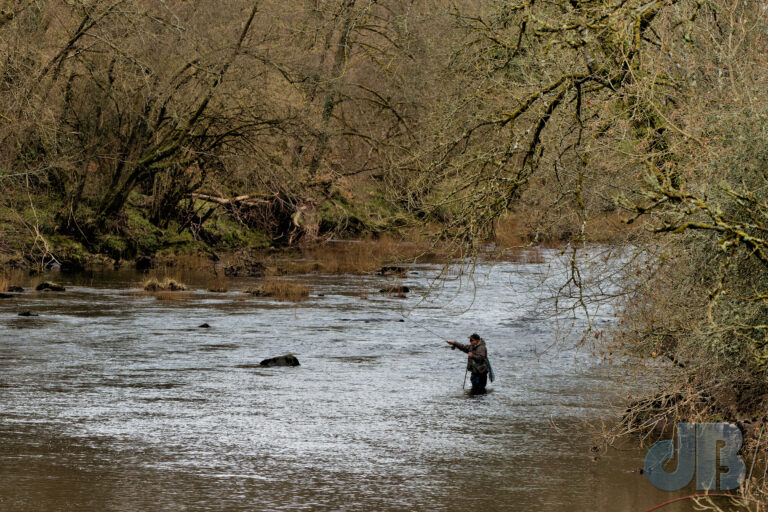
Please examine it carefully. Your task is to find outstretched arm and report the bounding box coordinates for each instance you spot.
[446,341,470,353]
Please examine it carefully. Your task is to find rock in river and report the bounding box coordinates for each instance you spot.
[379,285,409,295]
[259,354,300,367]
[377,266,406,276]
[36,282,65,292]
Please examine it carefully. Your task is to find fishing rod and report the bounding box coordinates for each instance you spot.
[398,312,467,387]
[398,311,452,343]
[399,312,485,389]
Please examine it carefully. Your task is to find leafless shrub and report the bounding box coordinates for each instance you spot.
[245,278,309,302]
[143,277,187,292]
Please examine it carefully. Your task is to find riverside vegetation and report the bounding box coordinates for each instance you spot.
[2,0,768,505]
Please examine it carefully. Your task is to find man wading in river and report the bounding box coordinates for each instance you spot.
[447,334,489,395]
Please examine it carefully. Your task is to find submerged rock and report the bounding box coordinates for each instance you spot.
[7,286,24,293]
[0,293,12,299]
[259,354,300,367]
[377,266,406,276]
[36,282,65,292]
[18,311,38,317]
[379,285,409,296]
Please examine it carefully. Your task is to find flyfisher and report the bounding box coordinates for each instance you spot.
[447,333,491,395]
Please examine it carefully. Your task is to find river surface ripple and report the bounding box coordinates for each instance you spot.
[0,254,693,511]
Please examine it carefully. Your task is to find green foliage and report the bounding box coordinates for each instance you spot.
[318,198,371,235]
[94,233,128,259]
[201,215,271,250]
[124,205,163,255]
[48,236,88,263]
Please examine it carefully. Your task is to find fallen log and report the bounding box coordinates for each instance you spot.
[190,193,274,208]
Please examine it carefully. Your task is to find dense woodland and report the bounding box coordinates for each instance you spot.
[0,0,636,265]
[3,0,768,502]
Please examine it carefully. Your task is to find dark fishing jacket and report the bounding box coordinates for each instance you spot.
[453,340,488,375]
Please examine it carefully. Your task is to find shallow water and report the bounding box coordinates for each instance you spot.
[0,254,697,511]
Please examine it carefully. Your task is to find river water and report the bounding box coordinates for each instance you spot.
[0,251,696,511]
